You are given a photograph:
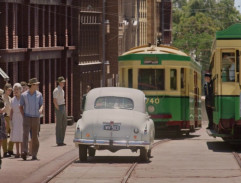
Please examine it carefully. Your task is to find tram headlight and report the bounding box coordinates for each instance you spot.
[147,105,155,113]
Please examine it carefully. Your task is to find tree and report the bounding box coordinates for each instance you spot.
[172,0,241,71]
[173,13,216,66]
[172,0,187,9]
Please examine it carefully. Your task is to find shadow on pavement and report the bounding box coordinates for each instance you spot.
[155,134,200,140]
[206,141,241,153]
[73,155,154,164]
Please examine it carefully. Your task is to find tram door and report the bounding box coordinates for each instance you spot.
[220,51,235,113]
[194,71,199,128]
[181,68,187,125]
[220,50,240,122]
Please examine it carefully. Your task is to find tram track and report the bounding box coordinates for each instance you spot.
[121,142,241,183]
[45,139,172,183]
[41,152,78,183]
[232,152,241,169]
[121,138,172,183]
[121,162,138,183]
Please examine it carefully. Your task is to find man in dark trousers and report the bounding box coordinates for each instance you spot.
[204,73,213,129]
[53,76,67,146]
[20,78,43,160]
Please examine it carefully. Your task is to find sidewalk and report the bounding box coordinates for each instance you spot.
[0,123,78,183]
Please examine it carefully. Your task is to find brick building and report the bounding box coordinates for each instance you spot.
[0,0,75,123]
[118,0,172,55]
[71,0,119,119]
[0,0,172,122]
[160,0,172,45]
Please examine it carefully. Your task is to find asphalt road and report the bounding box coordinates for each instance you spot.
[1,101,241,183]
[0,124,78,183]
[50,120,241,183]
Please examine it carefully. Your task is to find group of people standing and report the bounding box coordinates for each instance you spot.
[0,76,67,167]
[0,82,28,159]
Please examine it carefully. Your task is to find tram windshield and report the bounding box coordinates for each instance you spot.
[138,69,165,90]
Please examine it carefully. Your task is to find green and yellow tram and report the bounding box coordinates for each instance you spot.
[118,45,202,136]
[208,24,241,142]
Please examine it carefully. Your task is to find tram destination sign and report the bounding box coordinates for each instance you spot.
[143,57,159,64]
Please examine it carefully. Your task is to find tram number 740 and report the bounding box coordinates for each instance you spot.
[146,98,160,104]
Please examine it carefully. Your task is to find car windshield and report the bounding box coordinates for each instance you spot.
[94,96,134,110]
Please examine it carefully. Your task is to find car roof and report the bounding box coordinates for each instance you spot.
[85,87,146,113]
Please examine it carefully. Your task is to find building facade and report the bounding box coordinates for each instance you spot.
[118,0,139,54]
[0,0,172,122]
[72,0,119,119]
[160,0,172,45]
[118,0,172,55]
[0,0,75,123]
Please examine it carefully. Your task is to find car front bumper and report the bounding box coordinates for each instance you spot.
[73,138,150,147]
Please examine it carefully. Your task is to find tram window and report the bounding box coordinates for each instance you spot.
[236,50,240,73]
[128,69,133,88]
[138,69,165,90]
[236,50,240,82]
[181,68,185,89]
[170,69,177,90]
[222,52,235,82]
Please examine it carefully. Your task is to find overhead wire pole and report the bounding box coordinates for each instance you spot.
[102,0,106,87]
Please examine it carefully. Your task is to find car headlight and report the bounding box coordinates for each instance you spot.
[134,128,139,134]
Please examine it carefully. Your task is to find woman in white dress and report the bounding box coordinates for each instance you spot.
[10,83,23,158]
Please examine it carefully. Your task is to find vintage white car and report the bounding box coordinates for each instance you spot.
[74,87,155,162]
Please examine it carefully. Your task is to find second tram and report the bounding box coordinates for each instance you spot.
[118,45,202,136]
[207,24,241,143]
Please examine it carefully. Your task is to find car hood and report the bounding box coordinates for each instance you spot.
[81,109,147,140]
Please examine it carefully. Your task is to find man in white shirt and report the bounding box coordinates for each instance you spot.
[53,76,67,146]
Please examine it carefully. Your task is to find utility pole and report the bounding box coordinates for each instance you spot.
[102,0,106,87]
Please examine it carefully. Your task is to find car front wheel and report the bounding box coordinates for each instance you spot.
[79,144,87,162]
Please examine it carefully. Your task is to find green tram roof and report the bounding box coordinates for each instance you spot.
[120,44,188,56]
[118,45,201,70]
[119,45,195,63]
[216,24,241,40]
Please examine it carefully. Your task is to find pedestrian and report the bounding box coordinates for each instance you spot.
[20,81,32,156]
[204,73,213,129]
[20,81,29,92]
[53,76,67,146]
[2,83,14,157]
[20,78,43,160]
[10,83,23,158]
[0,95,7,168]
[0,89,3,97]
